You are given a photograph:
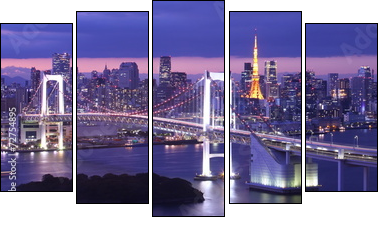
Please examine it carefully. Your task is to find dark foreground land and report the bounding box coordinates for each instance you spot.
[16,173,204,204]
[17,174,72,192]
[153,173,204,204]
[77,173,149,203]
[76,173,203,204]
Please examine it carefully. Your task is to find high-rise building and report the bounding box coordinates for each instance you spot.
[53,53,71,111]
[357,66,373,112]
[31,67,41,90]
[328,73,338,98]
[351,66,374,115]
[358,66,371,79]
[265,60,277,84]
[157,56,173,104]
[52,53,71,78]
[103,64,111,81]
[159,56,172,86]
[30,67,41,107]
[265,60,278,99]
[171,72,187,89]
[337,78,351,113]
[153,78,158,106]
[351,76,365,114]
[117,62,139,90]
[240,62,252,95]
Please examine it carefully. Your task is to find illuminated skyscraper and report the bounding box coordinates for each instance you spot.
[157,56,173,104]
[30,67,41,107]
[159,56,172,86]
[265,60,278,99]
[117,62,139,90]
[52,53,70,78]
[248,34,264,99]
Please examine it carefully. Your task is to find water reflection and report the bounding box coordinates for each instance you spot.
[153,144,224,216]
[1,150,73,191]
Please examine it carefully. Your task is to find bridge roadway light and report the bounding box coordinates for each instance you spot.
[330,133,333,146]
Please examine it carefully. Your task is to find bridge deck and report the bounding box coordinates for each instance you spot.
[20,113,376,166]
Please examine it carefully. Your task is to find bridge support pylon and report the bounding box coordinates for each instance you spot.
[194,71,224,181]
[338,160,344,191]
[40,73,65,150]
[230,80,240,180]
[230,142,241,179]
[363,166,369,191]
[201,139,212,176]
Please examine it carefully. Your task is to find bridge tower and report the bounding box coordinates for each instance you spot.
[40,74,65,150]
[195,71,225,180]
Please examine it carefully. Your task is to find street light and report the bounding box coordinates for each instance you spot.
[354,135,359,148]
[309,131,314,144]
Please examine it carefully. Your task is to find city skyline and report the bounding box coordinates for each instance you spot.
[306,24,377,76]
[305,23,377,192]
[1,23,73,192]
[152,1,225,216]
[75,12,149,203]
[1,24,72,58]
[1,11,377,197]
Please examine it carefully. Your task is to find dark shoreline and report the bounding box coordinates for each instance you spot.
[152,173,204,204]
[16,174,73,192]
[72,173,204,204]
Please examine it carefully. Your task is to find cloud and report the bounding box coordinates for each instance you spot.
[306,24,377,57]
[1,24,72,58]
[153,1,224,58]
[77,12,148,58]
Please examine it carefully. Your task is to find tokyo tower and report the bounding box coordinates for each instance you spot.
[248,33,264,99]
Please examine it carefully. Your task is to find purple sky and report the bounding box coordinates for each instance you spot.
[1,24,72,58]
[76,12,148,74]
[153,1,224,58]
[153,1,224,78]
[1,24,72,77]
[306,24,377,76]
[230,12,301,76]
[77,12,148,58]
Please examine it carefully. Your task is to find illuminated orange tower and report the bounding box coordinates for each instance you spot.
[248,33,264,99]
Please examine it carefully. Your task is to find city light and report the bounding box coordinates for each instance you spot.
[305,23,378,192]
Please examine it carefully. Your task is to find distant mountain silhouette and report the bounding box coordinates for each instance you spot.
[1,75,28,86]
[1,66,30,85]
